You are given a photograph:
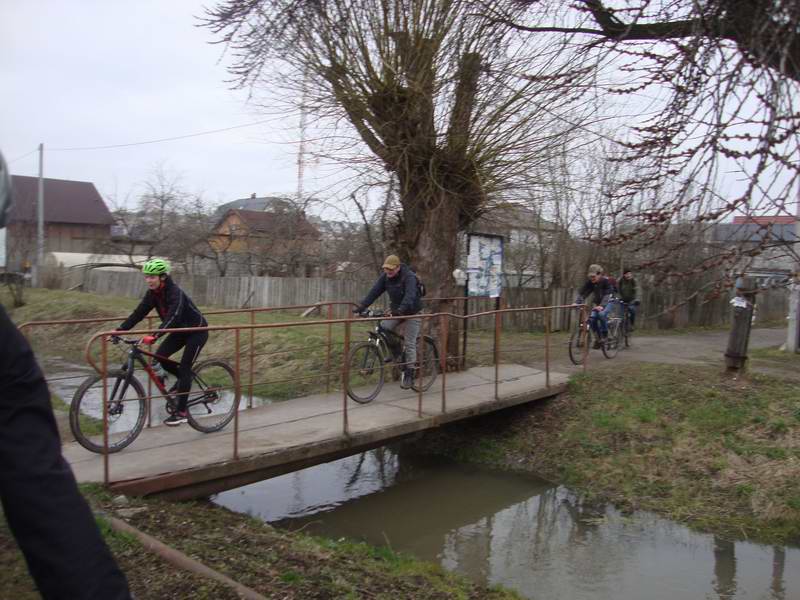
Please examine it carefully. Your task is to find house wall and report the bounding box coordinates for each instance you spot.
[5,222,110,270]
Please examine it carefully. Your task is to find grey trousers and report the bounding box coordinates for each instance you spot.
[381,317,421,369]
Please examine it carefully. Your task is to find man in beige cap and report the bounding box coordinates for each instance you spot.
[355,254,423,388]
[575,263,614,348]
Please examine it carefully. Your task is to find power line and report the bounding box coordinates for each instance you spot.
[49,119,273,151]
[9,148,38,163]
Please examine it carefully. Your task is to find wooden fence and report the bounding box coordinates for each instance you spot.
[74,269,788,333]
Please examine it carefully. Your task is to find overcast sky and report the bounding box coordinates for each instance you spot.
[2,0,308,209]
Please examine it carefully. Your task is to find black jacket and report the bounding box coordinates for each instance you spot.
[577,277,613,307]
[118,276,206,336]
[360,264,422,316]
[0,305,132,599]
[618,277,637,302]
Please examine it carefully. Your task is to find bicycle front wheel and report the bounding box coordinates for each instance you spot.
[186,360,240,433]
[568,324,590,365]
[411,336,439,392]
[69,370,147,454]
[602,320,622,359]
[346,342,385,404]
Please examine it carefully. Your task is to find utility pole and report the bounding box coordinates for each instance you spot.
[33,143,45,287]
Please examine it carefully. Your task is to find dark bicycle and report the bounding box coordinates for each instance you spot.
[345,310,439,403]
[568,303,623,364]
[69,336,240,453]
[618,299,639,348]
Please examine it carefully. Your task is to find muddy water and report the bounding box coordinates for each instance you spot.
[213,450,799,600]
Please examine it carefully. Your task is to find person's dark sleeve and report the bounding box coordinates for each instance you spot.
[577,280,592,300]
[359,275,386,309]
[396,271,420,315]
[156,285,185,336]
[0,306,132,600]
[117,292,154,331]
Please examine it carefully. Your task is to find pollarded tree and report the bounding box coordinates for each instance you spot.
[203,0,593,303]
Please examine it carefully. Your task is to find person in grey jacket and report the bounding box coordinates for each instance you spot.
[355,254,422,389]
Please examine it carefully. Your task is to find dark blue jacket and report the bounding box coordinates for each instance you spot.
[118,276,207,337]
[360,264,422,316]
[577,277,613,307]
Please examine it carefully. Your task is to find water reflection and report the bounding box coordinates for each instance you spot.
[213,450,799,600]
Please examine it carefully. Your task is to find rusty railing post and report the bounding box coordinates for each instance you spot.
[146,316,153,428]
[545,307,551,388]
[342,320,350,436]
[494,309,501,400]
[417,316,424,418]
[102,334,109,485]
[581,304,589,372]
[439,313,448,413]
[461,295,469,370]
[234,328,240,461]
[326,303,333,393]
[249,310,255,409]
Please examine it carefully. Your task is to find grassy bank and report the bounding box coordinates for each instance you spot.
[411,360,800,545]
[0,485,520,600]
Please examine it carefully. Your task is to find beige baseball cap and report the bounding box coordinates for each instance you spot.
[382,255,401,269]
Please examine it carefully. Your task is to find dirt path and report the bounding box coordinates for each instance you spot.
[549,327,788,373]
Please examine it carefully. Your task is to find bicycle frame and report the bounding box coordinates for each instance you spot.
[115,343,179,402]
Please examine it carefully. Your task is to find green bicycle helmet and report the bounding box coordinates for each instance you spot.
[142,258,171,275]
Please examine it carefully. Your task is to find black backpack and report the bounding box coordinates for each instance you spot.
[405,267,427,298]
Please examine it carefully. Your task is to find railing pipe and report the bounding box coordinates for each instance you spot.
[325,303,333,393]
[545,308,551,388]
[234,328,240,461]
[342,320,350,436]
[494,310,501,400]
[439,314,448,414]
[102,334,109,485]
[249,311,255,409]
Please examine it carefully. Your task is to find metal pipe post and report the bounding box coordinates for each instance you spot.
[234,328,240,460]
[102,334,109,485]
[545,308,551,388]
[342,320,350,436]
[325,303,333,393]
[439,314,448,413]
[494,310,501,400]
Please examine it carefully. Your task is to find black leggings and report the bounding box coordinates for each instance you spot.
[155,330,208,412]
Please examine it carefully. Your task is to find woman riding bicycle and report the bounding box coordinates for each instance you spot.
[115,258,208,426]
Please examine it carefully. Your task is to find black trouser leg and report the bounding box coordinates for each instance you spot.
[155,331,208,412]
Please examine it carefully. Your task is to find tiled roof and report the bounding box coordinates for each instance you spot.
[219,209,320,238]
[732,215,795,225]
[9,175,114,225]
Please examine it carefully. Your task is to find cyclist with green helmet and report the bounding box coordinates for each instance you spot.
[116,258,208,426]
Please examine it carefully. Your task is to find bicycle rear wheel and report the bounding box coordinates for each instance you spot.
[69,371,146,454]
[346,342,385,404]
[186,360,239,433]
[602,320,622,359]
[568,324,590,365]
[411,336,439,392]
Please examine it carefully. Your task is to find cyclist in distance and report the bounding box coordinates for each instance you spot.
[115,258,208,426]
[619,268,639,330]
[575,264,614,349]
[354,254,422,389]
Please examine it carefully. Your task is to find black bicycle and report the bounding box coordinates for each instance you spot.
[618,299,639,348]
[69,337,240,453]
[345,310,439,403]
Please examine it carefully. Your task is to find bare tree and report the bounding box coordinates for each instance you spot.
[488,0,800,282]
[203,0,592,306]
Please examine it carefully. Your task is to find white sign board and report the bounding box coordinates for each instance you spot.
[466,234,503,297]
